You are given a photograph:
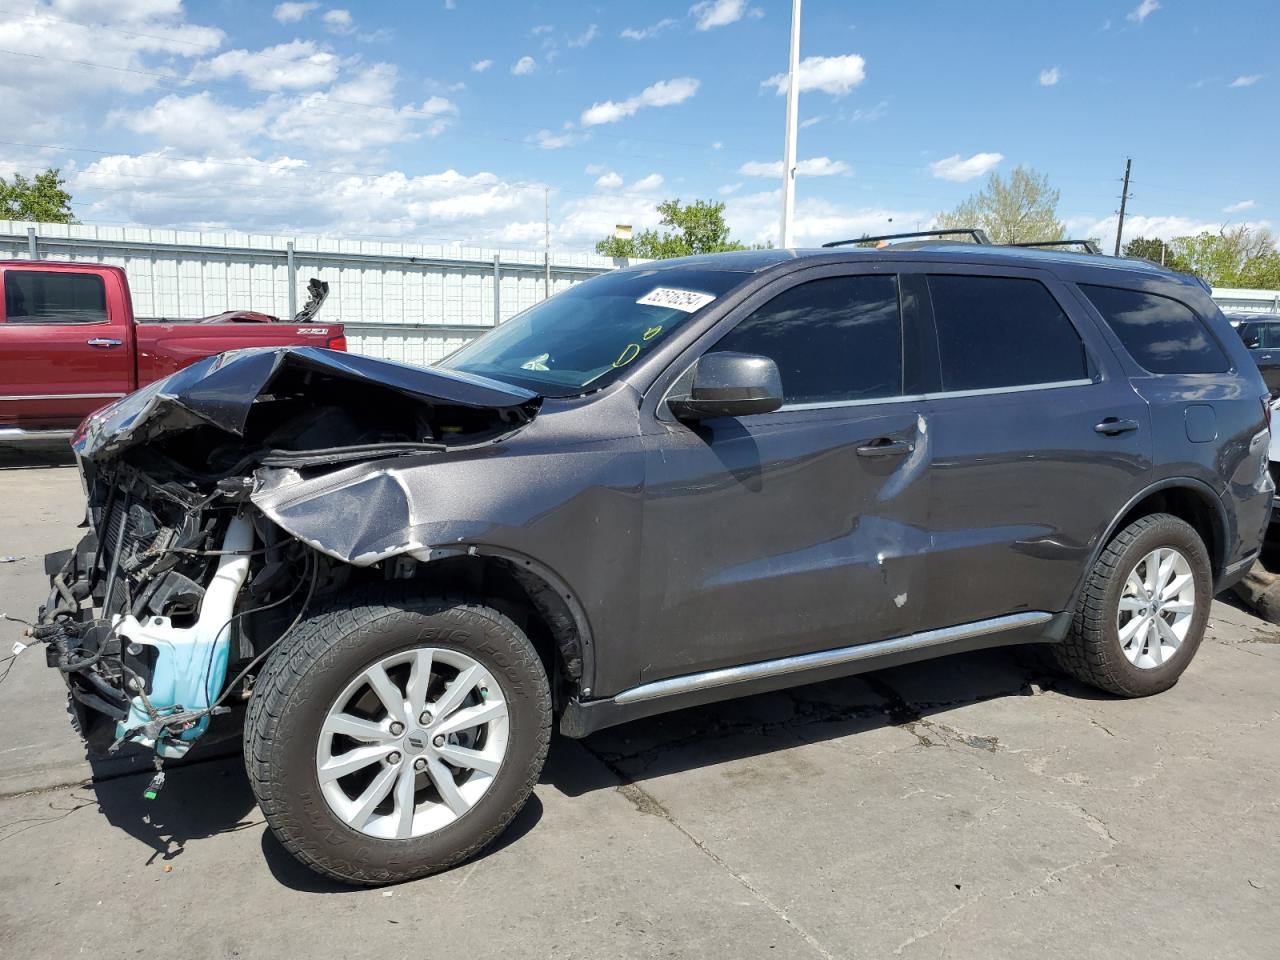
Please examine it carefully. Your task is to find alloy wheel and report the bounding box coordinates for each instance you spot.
[315,647,509,840]
[1116,546,1196,670]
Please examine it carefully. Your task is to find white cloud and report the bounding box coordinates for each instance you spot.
[762,54,866,97]
[322,8,353,34]
[723,189,930,248]
[849,100,888,122]
[0,3,223,102]
[689,0,756,31]
[1039,66,1060,86]
[1230,74,1263,87]
[531,24,553,35]
[529,129,574,149]
[929,152,1003,182]
[799,115,823,129]
[594,171,623,190]
[73,153,557,244]
[511,55,536,75]
[568,24,598,48]
[471,58,492,72]
[192,40,339,91]
[273,2,317,23]
[739,157,851,178]
[109,92,265,154]
[621,18,677,40]
[1224,200,1256,213]
[1079,213,1223,244]
[580,77,699,126]
[631,173,665,192]
[719,182,743,195]
[1127,0,1159,23]
[270,64,456,153]
[584,163,607,175]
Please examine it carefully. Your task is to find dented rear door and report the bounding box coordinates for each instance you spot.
[634,265,934,684]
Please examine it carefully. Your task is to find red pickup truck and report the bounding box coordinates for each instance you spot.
[0,260,345,444]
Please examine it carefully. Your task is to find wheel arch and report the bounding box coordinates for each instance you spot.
[407,546,596,708]
[1071,477,1227,611]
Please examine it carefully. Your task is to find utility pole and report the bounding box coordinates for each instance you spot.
[1113,157,1132,257]
[778,0,801,248]
[543,187,551,300]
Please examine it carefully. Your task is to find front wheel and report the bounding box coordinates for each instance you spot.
[244,584,551,885]
[1052,513,1212,697]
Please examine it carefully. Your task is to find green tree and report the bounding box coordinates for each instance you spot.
[1167,226,1280,288]
[1123,236,1190,272]
[935,166,1064,244]
[596,198,755,259]
[0,168,75,223]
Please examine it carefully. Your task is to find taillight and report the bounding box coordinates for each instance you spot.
[1263,395,1273,433]
[327,335,348,351]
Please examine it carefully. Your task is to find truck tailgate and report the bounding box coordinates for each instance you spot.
[133,322,345,382]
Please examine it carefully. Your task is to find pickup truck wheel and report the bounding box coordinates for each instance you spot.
[1051,513,1211,697]
[243,583,551,886]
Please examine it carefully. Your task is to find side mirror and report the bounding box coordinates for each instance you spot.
[668,352,784,420]
[1243,334,1262,349]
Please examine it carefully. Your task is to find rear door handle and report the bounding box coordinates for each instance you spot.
[857,438,912,457]
[1095,417,1140,436]
[86,338,123,348]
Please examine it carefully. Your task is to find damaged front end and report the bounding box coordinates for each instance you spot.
[34,347,539,760]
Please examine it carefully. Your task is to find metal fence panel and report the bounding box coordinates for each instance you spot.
[0,220,624,361]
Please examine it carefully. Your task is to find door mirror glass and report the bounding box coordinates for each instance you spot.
[669,352,784,420]
[1242,328,1262,348]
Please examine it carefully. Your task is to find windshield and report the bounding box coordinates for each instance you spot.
[437,267,750,396]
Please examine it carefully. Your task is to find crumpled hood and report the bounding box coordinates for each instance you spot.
[74,346,540,461]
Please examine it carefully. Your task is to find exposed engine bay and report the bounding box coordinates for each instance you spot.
[32,347,540,762]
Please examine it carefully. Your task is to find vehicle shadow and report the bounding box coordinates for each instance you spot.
[548,644,1090,799]
[90,752,259,866]
[0,444,76,470]
[80,644,1091,889]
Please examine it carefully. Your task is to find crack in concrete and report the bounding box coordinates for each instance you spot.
[583,743,839,960]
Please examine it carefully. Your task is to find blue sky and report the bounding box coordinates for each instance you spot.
[0,0,1274,251]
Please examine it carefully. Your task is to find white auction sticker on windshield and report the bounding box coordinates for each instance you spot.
[636,287,716,313]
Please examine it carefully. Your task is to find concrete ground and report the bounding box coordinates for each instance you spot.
[1,445,1277,960]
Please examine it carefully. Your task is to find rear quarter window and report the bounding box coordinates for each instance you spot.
[1080,284,1230,375]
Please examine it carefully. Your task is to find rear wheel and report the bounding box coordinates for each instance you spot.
[1052,513,1212,697]
[244,583,551,885]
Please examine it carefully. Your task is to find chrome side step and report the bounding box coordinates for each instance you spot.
[0,428,75,446]
[613,611,1054,705]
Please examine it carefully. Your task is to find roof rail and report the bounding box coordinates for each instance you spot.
[1007,239,1104,255]
[822,228,992,249]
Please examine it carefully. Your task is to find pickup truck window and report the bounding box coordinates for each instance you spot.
[3,270,108,325]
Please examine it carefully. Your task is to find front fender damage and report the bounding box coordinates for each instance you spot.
[37,347,547,765]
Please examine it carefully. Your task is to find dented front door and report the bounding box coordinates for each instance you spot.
[634,268,932,684]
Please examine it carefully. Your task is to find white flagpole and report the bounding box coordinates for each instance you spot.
[779,0,802,248]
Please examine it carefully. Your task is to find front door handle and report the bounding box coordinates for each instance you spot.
[1260,354,1273,361]
[1095,417,1140,436]
[857,438,912,457]
[86,337,123,348]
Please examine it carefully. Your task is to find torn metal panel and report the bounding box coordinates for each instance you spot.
[74,346,540,463]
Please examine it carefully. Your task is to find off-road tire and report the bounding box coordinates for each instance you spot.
[243,582,552,886]
[1051,513,1212,697]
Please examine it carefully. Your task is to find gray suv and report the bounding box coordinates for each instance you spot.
[36,241,1273,885]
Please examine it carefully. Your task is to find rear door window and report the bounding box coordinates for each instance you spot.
[709,274,902,406]
[926,274,1088,391]
[1080,284,1230,374]
[1262,323,1280,349]
[3,271,108,325]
